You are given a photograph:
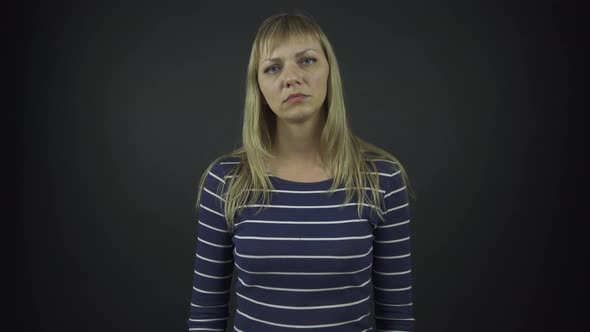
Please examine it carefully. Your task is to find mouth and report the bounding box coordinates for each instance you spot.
[286,95,307,103]
[285,93,307,102]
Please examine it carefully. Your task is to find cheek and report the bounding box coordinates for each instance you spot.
[258,82,271,98]
[312,72,329,93]
[259,81,277,97]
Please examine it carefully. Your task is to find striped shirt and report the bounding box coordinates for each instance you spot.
[187,156,415,331]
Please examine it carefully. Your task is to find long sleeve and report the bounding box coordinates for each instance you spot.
[372,165,416,331]
[187,167,235,331]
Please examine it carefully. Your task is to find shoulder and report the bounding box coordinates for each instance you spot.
[363,153,405,194]
[205,155,243,187]
[211,155,242,177]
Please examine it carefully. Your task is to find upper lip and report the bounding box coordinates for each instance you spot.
[285,93,306,102]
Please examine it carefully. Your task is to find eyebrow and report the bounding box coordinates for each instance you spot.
[263,48,318,63]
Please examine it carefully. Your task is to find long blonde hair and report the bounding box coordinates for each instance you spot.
[195,10,416,232]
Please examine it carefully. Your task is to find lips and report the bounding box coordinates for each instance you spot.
[285,93,306,102]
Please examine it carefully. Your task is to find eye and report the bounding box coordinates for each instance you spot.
[264,57,317,74]
[264,65,279,74]
[302,57,317,65]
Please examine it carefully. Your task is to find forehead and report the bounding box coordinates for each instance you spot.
[260,35,321,61]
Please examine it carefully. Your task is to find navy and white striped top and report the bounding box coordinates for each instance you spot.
[187,156,415,331]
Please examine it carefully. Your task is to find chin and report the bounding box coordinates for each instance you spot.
[282,108,321,123]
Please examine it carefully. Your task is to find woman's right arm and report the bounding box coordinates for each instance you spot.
[186,166,235,331]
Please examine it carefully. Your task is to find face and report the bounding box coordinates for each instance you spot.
[257,35,329,124]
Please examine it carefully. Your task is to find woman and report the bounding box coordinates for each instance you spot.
[187,10,416,332]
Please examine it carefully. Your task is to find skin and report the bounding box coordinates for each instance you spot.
[257,35,331,180]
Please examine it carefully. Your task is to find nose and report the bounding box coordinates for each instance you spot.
[282,63,302,88]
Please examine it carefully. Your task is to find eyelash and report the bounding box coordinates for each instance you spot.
[264,57,317,74]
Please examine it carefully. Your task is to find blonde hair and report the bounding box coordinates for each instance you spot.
[195,10,416,231]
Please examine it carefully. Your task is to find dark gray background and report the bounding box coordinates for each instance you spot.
[20,1,580,331]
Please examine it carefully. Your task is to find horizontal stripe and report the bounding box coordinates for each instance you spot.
[238,276,371,292]
[234,247,372,259]
[208,171,226,184]
[198,204,224,218]
[234,218,368,227]
[235,261,372,275]
[196,253,233,264]
[236,308,371,328]
[230,170,399,181]
[237,291,371,309]
[374,285,412,292]
[203,186,224,201]
[374,301,413,307]
[374,237,411,245]
[384,185,406,198]
[234,234,373,241]
[375,316,416,321]
[197,236,233,248]
[373,269,412,276]
[194,269,232,279]
[383,202,409,214]
[192,286,231,294]
[189,316,229,322]
[376,219,410,229]
[190,302,229,308]
[241,202,380,210]
[198,220,229,233]
[374,252,411,259]
[245,185,386,194]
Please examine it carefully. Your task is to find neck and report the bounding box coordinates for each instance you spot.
[268,111,327,168]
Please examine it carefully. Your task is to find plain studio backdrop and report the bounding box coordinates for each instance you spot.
[20,1,581,331]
